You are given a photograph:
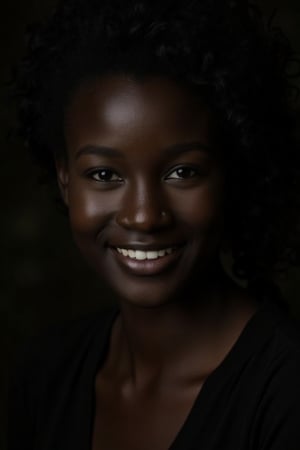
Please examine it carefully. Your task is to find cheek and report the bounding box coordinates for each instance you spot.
[171,183,224,232]
[67,180,112,236]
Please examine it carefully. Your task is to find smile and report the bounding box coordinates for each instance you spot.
[113,245,183,276]
[116,247,175,260]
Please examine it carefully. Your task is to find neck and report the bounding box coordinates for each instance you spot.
[109,271,254,388]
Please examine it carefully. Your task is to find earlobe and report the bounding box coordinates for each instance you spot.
[55,158,69,206]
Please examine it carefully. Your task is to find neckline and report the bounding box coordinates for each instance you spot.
[86,301,285,450]
[169,300,285,449]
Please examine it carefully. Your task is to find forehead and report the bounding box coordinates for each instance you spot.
[64,75,216,151]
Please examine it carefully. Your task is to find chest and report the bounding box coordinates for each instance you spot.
[91,380,203,450]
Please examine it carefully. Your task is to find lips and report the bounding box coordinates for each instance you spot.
[112,245,183,276]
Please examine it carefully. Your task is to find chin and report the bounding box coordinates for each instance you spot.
[111,278,184,310]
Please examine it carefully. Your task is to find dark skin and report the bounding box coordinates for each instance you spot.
[57,75,258,450]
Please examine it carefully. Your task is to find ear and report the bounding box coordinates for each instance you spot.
[55,157,69,206]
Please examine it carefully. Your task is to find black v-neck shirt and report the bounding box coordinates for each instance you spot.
[7,300,300,450]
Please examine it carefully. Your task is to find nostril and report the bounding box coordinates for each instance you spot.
[160,210,173,224]
[116,207,173,231]
[115,183,173,231]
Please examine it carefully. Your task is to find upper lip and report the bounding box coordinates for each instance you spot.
[110,243,184,251]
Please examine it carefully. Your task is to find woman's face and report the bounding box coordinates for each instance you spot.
[58,75,225,307]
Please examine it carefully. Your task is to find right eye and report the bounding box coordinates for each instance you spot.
[87,168,123,183]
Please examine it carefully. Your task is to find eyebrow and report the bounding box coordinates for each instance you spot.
[75,141,212,160]
[164,142,212,156]
[76,145,123,159]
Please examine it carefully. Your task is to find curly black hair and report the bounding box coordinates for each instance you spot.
[11,0,300,292]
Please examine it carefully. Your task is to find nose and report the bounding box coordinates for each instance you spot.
[115,180,173,232]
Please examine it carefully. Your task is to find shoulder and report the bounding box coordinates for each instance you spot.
[264,309,300,405]
[7,308,117,449]
[267,305,300,364]
[252,302,300,389]
[10,307,118,385]
[263,311,300,394]
[250,305,300,449]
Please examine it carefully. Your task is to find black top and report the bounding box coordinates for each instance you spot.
[7,300,300,450]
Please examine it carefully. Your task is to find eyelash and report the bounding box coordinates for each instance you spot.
[87,168,123,183]
[86,165,203,183]
[165,166,200,180]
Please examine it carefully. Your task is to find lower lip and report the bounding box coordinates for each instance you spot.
[112,248,183,276]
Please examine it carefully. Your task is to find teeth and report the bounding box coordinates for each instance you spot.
[136,250,146,260]
[117,248,175,260]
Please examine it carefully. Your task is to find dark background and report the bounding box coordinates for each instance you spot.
[1,1,300,448]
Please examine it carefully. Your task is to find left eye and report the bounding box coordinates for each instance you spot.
[166,166,198,180]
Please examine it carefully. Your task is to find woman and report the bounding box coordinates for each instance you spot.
[8,0,300,449]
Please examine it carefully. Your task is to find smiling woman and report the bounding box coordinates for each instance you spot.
[7,0,300,449]
[58,76,224,306]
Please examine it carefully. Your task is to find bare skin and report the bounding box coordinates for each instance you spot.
[92,285,257,450]
[58,75,258,450]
